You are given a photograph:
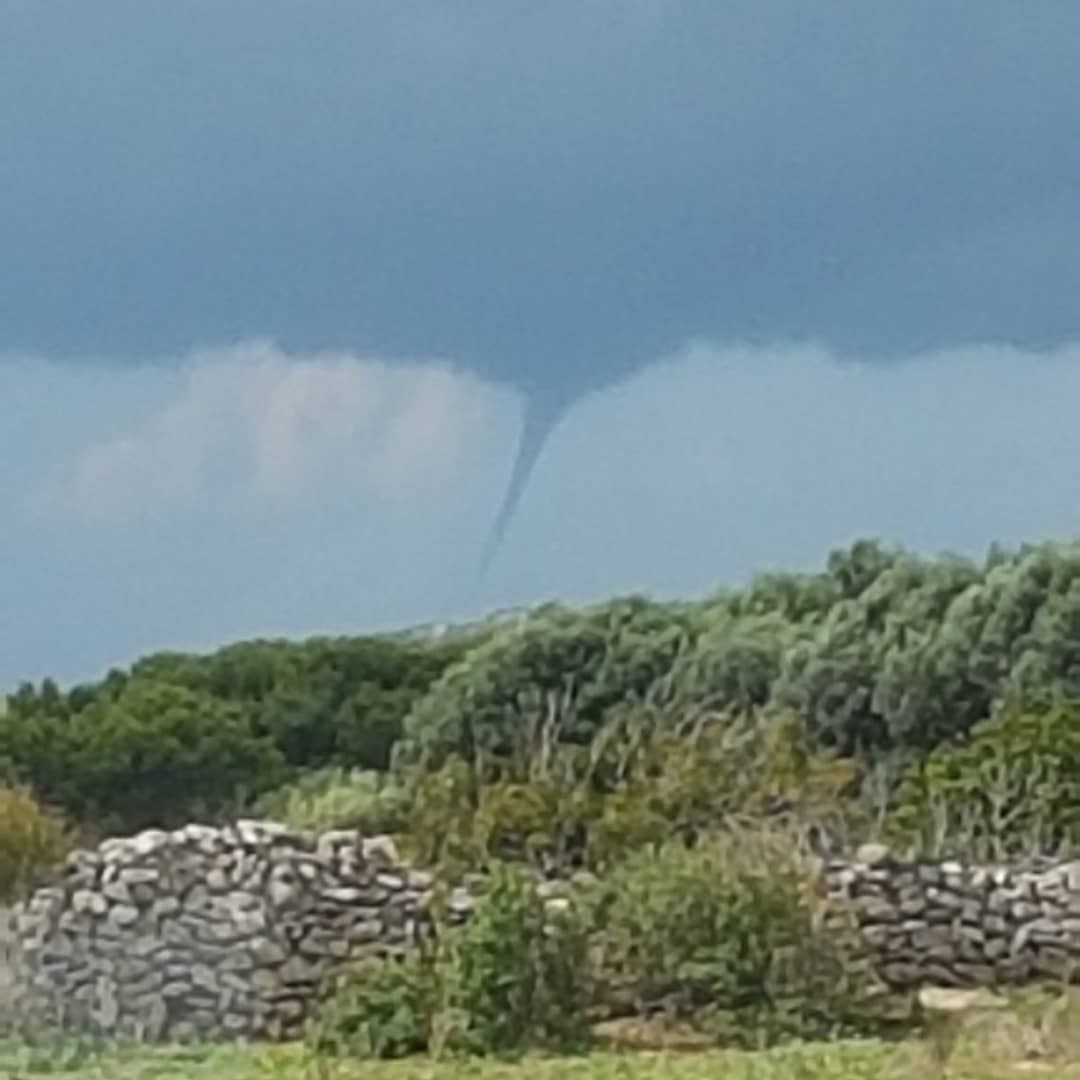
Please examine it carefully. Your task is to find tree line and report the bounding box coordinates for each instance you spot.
[4,537,1080,860]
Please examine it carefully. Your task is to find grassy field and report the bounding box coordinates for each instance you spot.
[0,1037,1077,1080]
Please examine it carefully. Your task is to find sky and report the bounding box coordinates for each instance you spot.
[3,2,1080,688]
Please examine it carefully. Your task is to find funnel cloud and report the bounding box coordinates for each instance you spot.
[2,3,1080,568]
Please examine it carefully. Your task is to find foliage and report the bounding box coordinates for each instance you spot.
[308,952,436,1060]
[887,697,1080,859]
[402,707,858,875]
[311,864,591,1059]
[10,536,1080,847]
[128,634,477,772]
[397,539,1080,812]
[394,596,704,778]
[0,682,285,832]
[582,829,868,1048]
[252,768,409,834]
[439,863,592,1056]
[0,784,70,902]
[776,541,1080,758]
[0,633,473,833]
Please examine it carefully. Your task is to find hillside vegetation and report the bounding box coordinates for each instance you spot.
[6,536,1080,1060]
[3,537,1079,858]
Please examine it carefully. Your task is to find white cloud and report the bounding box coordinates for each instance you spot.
[32,340,517,525]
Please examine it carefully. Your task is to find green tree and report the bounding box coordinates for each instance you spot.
[396,596,702,779]
[0,682,285,831]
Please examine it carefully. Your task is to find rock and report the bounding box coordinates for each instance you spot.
[206,868,229,892]
[345,919,381,943]
[131,830,170,858]
[89,981,119,1031]
[235,820,289,848]
[72,890,108,917]
[320,886,364,904]
[191,963,219,991]
[855,842,893,868]
[251,968,282,994]
[449,887,475,915]
[119,867,161,887]
[151,896,181,919]
[268,879,298,908]
[592,1015,715,1052]
[102,881,133,905]
[280,955,323,986]
[107,904,140,929]
[918,986,1008,1014]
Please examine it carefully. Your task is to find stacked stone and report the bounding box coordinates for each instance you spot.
[820,844,1080,991]
[5,821,443,1042]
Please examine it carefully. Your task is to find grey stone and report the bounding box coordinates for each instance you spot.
[102,881,132,905]
[71,890,108,917]
[131,829,170,858]
[206,868,230,892]
[107,904,139,929]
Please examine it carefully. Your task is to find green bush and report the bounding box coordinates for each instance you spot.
[307,952,435,1060]
[0,682,286,832]
[251,767,409,834]
[310,864,591,1059]
[402,709,858,876]
[0,784,70,902]
[439,863,592,1056]
[394,596,703,778]
[133,635,478,772]
[887,696,1080,859]
[583,830,864,1048]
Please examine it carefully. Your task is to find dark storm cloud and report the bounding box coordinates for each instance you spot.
[2,1,1079,559]
[4,1,1078,371]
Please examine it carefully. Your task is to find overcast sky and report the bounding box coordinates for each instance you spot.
[3,2,1080,688]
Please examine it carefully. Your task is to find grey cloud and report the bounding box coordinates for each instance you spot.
[2,2,1078,378]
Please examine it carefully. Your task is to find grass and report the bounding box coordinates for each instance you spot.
[1,1037,1079,1080]
[10,989,1080,1080]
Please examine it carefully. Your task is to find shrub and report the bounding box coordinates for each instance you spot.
[583,829,865,1048]
[309,863,591,1059]
[0,785,69,902]
[438,862,592,1056]
[402,708,858,876]
[251,767,409,834]
[307,952,435,1060]
[887,696,1080,859]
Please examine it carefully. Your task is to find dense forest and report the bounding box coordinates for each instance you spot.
[3,536,1080,870]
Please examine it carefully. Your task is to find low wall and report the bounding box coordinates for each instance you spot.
[1,821,473,1041]
[10,826,1080,1043]
[818,844,1080,990]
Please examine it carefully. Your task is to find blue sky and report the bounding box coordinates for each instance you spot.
[3,3,1080,688]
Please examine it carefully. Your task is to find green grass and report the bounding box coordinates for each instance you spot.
[0,1037,1075,1080]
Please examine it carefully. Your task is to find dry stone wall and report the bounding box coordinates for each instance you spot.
[0,821,474,1042]
[818,844,1080,991]
[13,825,1080,1044]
